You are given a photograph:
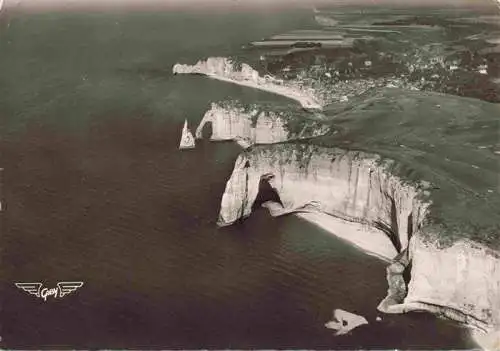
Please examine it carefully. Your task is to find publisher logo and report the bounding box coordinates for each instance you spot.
[15,282,84,301]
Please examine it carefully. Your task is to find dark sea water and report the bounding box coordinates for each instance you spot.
[0,9,477,349]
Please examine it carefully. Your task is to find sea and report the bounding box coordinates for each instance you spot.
[0,7,477,349]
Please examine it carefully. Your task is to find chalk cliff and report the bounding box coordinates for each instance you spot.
[218,144,428,252]
[389,236,500,333]
[195,102,329,147]
[173,57,322,109]
[217,143,500,340]
[173,57,261,82]
[175,70,500,345]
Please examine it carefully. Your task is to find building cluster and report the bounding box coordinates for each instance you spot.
[269,39,495,105]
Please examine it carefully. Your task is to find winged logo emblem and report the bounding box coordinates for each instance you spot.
[57,282,84,297]
[14,283,42,297]
[15,282,84,301]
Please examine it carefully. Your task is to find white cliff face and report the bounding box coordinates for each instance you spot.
[404,236,500,332]
[254,113,289,144]
[378,235,500,345]
[217,143,500,339]
[173,57,261,83]
[195,103,328,147]
[218,145,427,251]
[195,103,255,144]
[173,57,322,110]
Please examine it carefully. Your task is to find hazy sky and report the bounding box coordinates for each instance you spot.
[3,0,499,12]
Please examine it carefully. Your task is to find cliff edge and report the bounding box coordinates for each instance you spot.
[173,57,323,110]
[215,88,500,345]
[195,101,328,147]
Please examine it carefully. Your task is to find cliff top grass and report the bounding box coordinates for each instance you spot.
[288,88,500,249]
[215,99,326,132]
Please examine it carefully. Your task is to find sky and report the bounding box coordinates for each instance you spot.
[2,0,499,12]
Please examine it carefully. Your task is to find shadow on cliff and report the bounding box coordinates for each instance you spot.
[373,198,417,255]
[251,173,284,211]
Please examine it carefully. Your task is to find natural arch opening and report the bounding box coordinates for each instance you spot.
[199,120,213,139]
[251,173,284,211]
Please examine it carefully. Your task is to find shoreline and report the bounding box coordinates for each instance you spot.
[262,201,490,350]
[261,201,396,262]
[201,73,323,110]
[295,212,397,263]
